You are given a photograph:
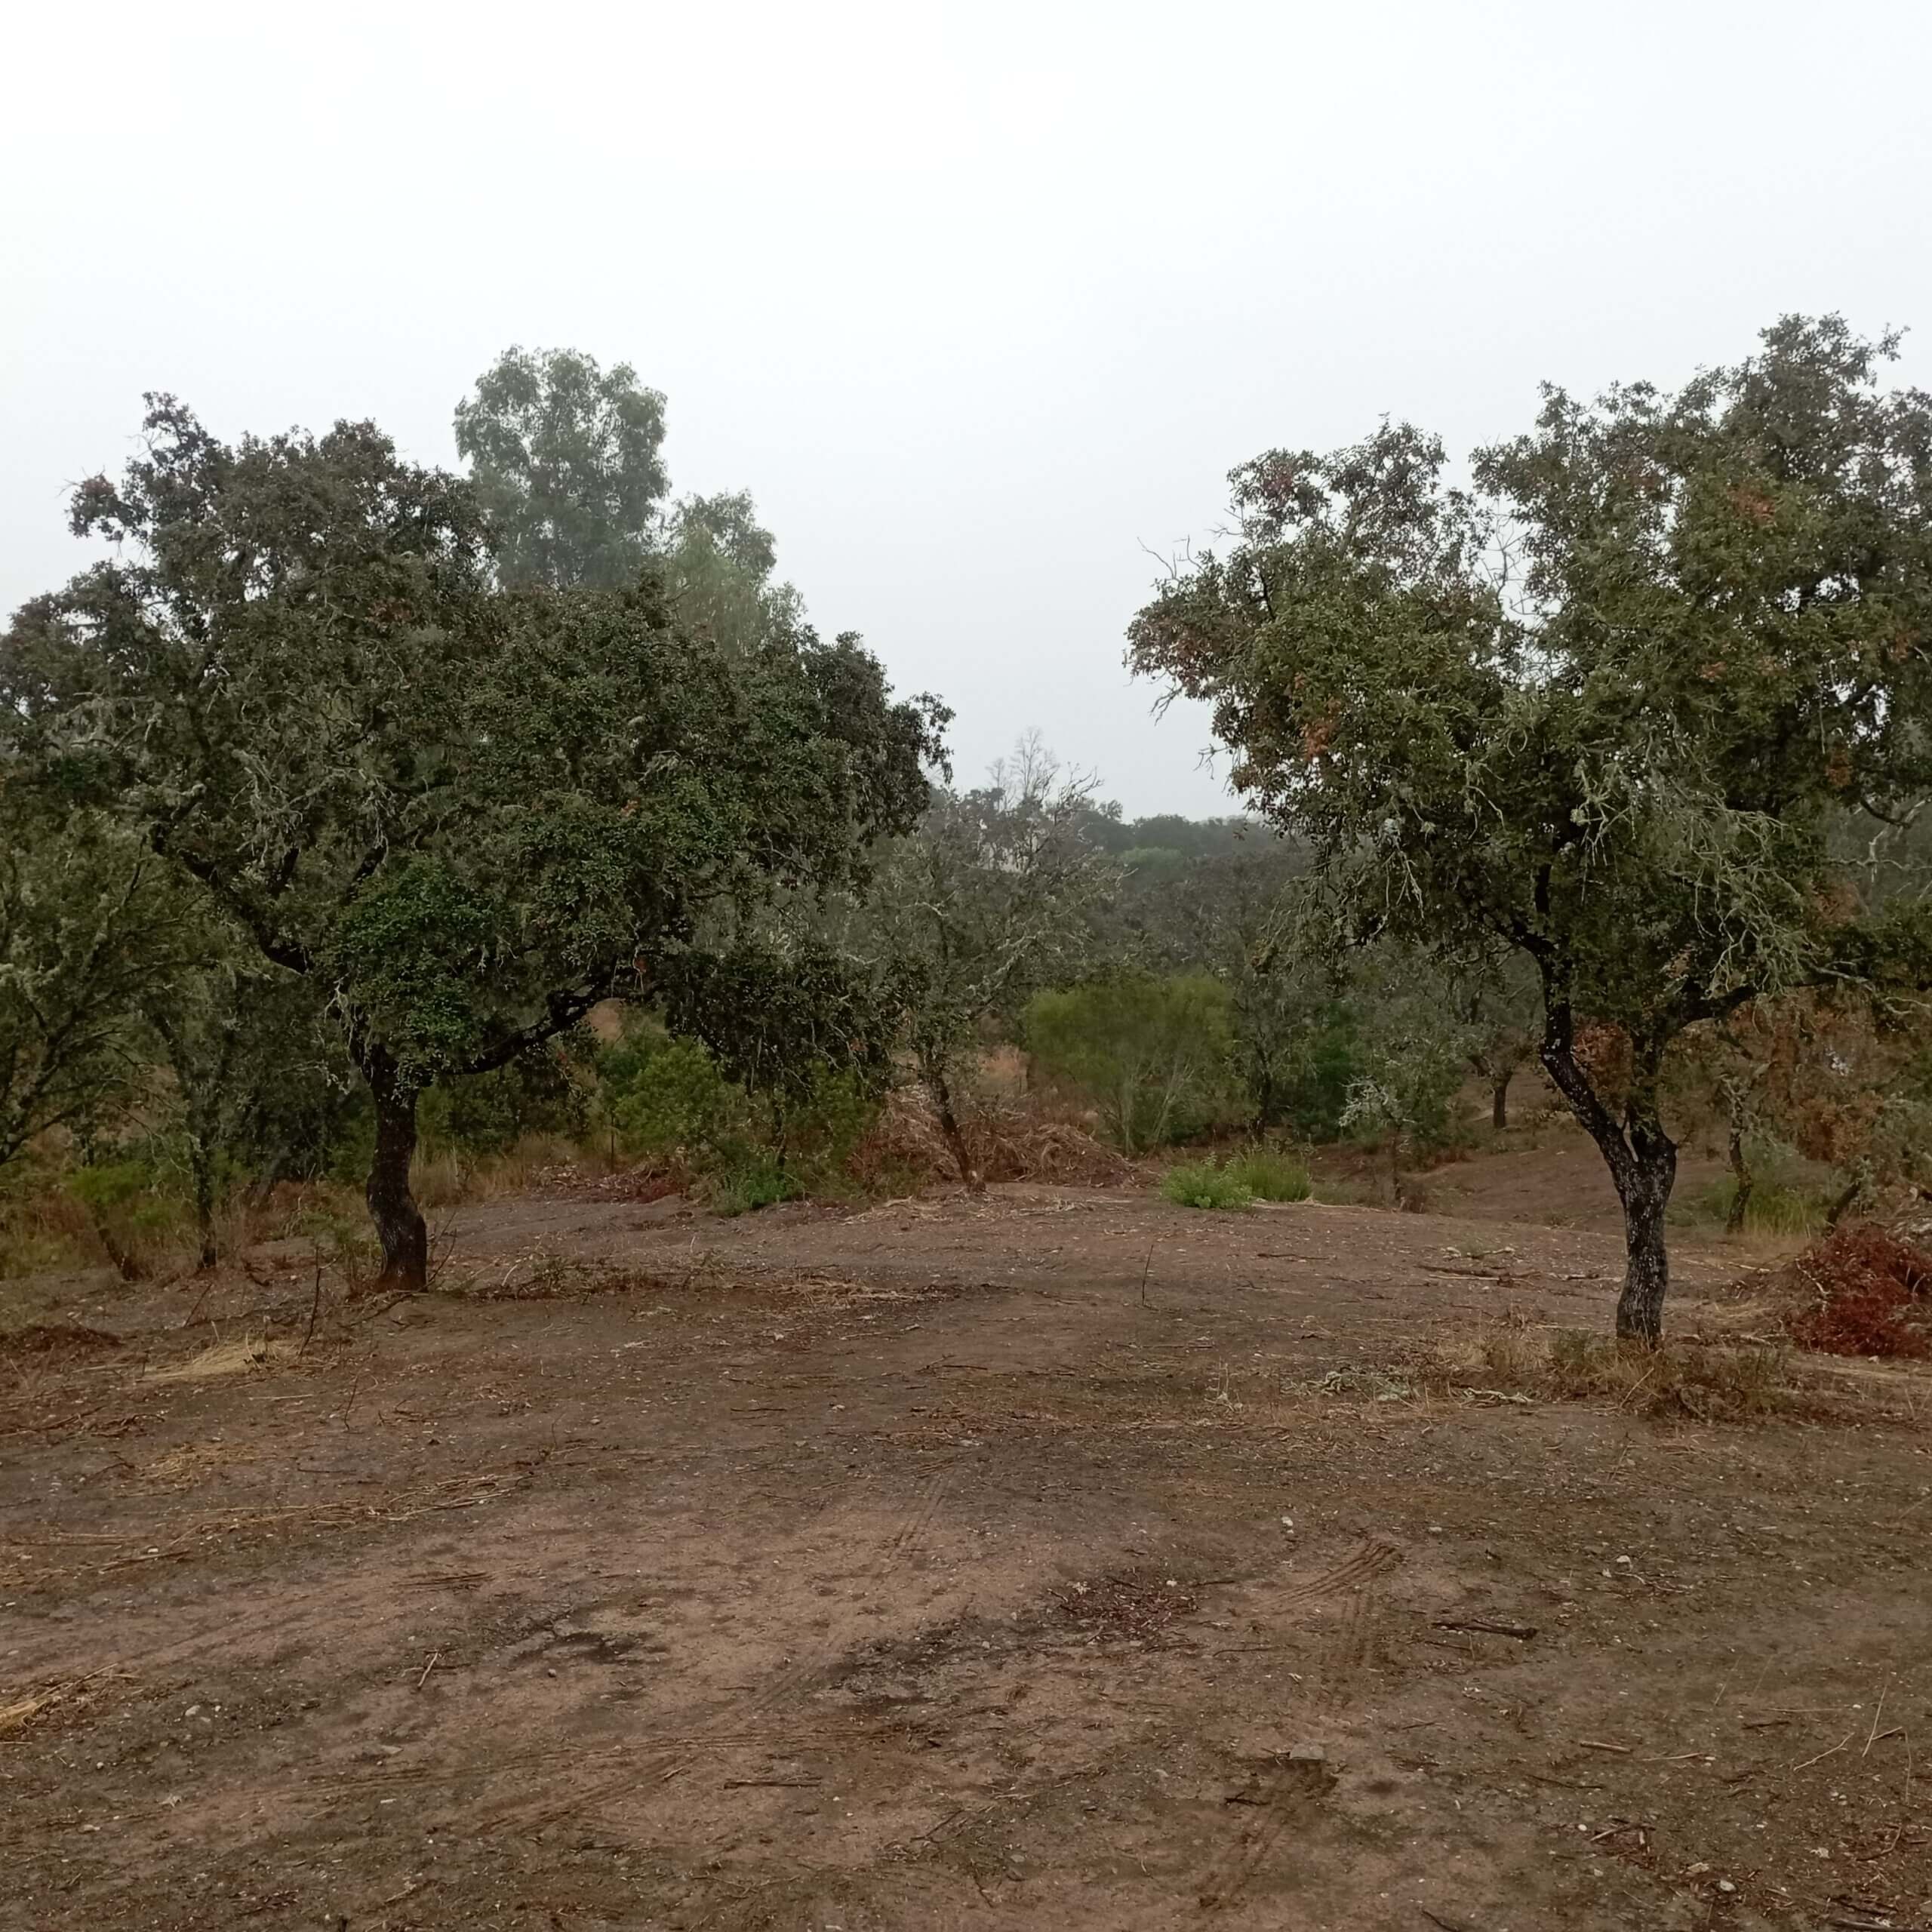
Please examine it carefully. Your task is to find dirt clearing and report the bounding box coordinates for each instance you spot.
[4,1184,1929,1930]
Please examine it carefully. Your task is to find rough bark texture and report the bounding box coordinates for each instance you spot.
[1612,1122,1676,1345]
[1540,1005,1677,1346]
[1491,1070,1512,1132]
[1725,1118,1752,1237]
[365,1054,428,1292]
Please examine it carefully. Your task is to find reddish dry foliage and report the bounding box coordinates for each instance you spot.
[1783,1224,1932,1358]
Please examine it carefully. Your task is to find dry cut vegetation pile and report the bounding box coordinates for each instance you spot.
[1778,1223,1932,1359]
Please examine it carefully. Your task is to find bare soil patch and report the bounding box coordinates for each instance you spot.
[3,1181,1928,1930]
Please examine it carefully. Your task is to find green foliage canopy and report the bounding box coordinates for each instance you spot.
[0,806,189,1173]
[454,346,669,590]
[1131,316,1932,1338]
[3,397,944,1283]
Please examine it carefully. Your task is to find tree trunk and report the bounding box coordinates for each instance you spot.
[1725,1118,1752,1237]
[1540,1018,1677,1346]
[1614,1129,1675,1346]
[1825,1171,1863,1228]
[928,1064,983,1193]
[365,1055,428,1293]
[191,1137,217,1271]
[1491,1069,1512,1132]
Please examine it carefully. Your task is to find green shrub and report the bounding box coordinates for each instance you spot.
[67,1159,183,1277]
[423,1040,589,1159]
[1026,973,1239,1151]
[708,1152,798,1217]
[767,1065,878,1192]
[1161,1159,1254,1210]
[1224,1146,1312,1201]
[598,1029,740,1157]
[1261,1002,1364,1141]
[1690,1175,1829,1237]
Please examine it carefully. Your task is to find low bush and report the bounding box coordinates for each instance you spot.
[421,1039,591,1161]
[708,1153,798,1217]
[598,1026,741,1159]
[850,1086,1132,1190]
[66,1160,186,1279]
[1161,1160,1253,1211]
[1223,1146,1312,1202]
[1690,1174,1829,1238]
[1026,974,1241,1151]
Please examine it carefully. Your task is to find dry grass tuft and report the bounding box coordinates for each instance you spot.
[1404,1309,1816,1420]
[0,1691,56,1737]
[146,1336,297,1383]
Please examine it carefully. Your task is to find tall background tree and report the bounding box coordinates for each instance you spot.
[866,736,1115,1186]
[3,398,944,1288]
[454,346,669,590]
[1131,315,1932,1341]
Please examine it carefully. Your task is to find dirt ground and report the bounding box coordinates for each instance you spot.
[3,1158,1930,1931]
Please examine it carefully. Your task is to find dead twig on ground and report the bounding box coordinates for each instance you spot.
[1432,1618,1537,1639]
[1863,1681,1890,1758]
[1792,1728,1857,1773]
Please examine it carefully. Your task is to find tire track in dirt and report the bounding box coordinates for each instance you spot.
[1319,1580,1383,1711]
[1271,1537,1402,1611]
[468,1462,964,1836]
[1194,1753,1331,1912]
[1194,1537,1403,1912]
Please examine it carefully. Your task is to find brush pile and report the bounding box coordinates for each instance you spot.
[851,1087,1132,1189]
[1778,1223,1932,1358]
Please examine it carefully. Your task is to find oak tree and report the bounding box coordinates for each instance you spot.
[4,399,943,1287]
[1131,317,1932,1340]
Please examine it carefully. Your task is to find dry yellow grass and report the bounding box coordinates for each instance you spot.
[146,1337,297,1383]
[0,1692,54,1735]
[1412,1309,1834,1420]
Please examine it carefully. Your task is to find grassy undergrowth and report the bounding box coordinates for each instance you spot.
[1162,1146,1312,1211]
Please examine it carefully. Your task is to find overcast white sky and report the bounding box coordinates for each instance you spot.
[6,0,1930,815]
